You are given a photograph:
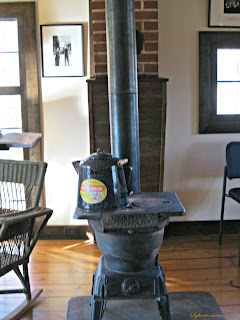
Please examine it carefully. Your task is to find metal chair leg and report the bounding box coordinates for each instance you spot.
[238,239,240,266]
[219,201,225,245]
[219,167,227,245]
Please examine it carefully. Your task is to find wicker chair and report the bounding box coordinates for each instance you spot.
[0,159,53,320]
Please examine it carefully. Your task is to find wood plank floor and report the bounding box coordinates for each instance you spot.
[0,234,239,320]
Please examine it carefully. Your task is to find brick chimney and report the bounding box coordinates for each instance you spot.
[89,0,158,76]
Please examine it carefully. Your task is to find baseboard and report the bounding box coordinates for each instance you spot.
[164,220,240,237]
[40,225,94,240]
[40,220,240,240]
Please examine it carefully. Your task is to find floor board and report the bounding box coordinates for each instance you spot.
[0,235,239,319]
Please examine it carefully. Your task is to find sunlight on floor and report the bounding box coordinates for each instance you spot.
[62,232,95,250]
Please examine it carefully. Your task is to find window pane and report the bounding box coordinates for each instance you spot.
[0,149,23,160]
[0,95,23,159]
[0,53,20,86]
[0,149,23,159]
[0,20,19,86]
[217,49,240,81]
[0,95,22,128]
[217,82,240,114]
[0,20,18,52]
[0,126,23,161]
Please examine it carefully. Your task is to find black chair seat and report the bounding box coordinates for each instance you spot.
[229,188,240,203]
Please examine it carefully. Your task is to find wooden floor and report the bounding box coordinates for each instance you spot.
[0,233,239,320]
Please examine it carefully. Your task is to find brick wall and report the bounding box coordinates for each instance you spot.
[90,0,158,76]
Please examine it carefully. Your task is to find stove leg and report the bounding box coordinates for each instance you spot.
[90,299,105,320]
[90,266,107,320]
[156,257,171,320]
[157,296,171,320]
[102,299,107,313]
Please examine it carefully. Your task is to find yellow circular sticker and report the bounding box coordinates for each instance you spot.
[80,179,107,204]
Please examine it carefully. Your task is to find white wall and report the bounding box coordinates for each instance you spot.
[0,0,90,226]
[3,0,240,224]
[38,0,90,225]
[159,0,240,221]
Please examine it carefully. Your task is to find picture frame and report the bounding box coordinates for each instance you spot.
[209,0,240,27]
[40,24,84,77]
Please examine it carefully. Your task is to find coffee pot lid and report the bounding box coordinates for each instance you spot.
[89,149,113,160]
[80,149,119,168]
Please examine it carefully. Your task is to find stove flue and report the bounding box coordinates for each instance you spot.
[105,0,140,193]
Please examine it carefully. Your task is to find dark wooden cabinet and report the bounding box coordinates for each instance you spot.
[87,75,168,192]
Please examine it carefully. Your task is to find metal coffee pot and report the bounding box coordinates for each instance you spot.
[72,149,131,213]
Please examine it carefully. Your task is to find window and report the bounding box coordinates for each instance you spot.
[217,48,240,115]
[0,20,22,159]
[0,2,41,160]
[0,20,20,87]
[199,31,240,133]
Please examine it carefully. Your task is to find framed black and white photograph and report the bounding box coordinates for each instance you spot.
[40,24,84,77]
[209,0,240,27]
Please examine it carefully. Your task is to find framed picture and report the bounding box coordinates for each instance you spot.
[209,0,240,27]
[40,24,84,77]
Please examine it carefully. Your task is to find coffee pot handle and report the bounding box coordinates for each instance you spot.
[117,158,128,166]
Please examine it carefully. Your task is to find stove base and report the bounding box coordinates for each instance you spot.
[90,256,170,320]
[66,292,225,320]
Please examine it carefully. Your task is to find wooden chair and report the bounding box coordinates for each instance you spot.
[0,159,53,319]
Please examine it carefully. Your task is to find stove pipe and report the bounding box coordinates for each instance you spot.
[105,0,140,193]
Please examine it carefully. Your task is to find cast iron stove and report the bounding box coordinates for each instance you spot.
[74,192,185,320]
[73,0,186,319]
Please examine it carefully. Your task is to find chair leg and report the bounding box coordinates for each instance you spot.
[13,264,31,300]
[219,167,227,245]
[238,239,240,266]
[219,196,225,245]
[23,263,31,300]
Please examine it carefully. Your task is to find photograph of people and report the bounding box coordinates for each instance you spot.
[224,0,240,13]
[53,35,72,67]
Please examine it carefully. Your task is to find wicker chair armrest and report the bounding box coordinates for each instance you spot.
[0,207,53,225]
[0,207,52,256]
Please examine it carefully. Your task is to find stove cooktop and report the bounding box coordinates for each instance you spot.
[74,192,186,222]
